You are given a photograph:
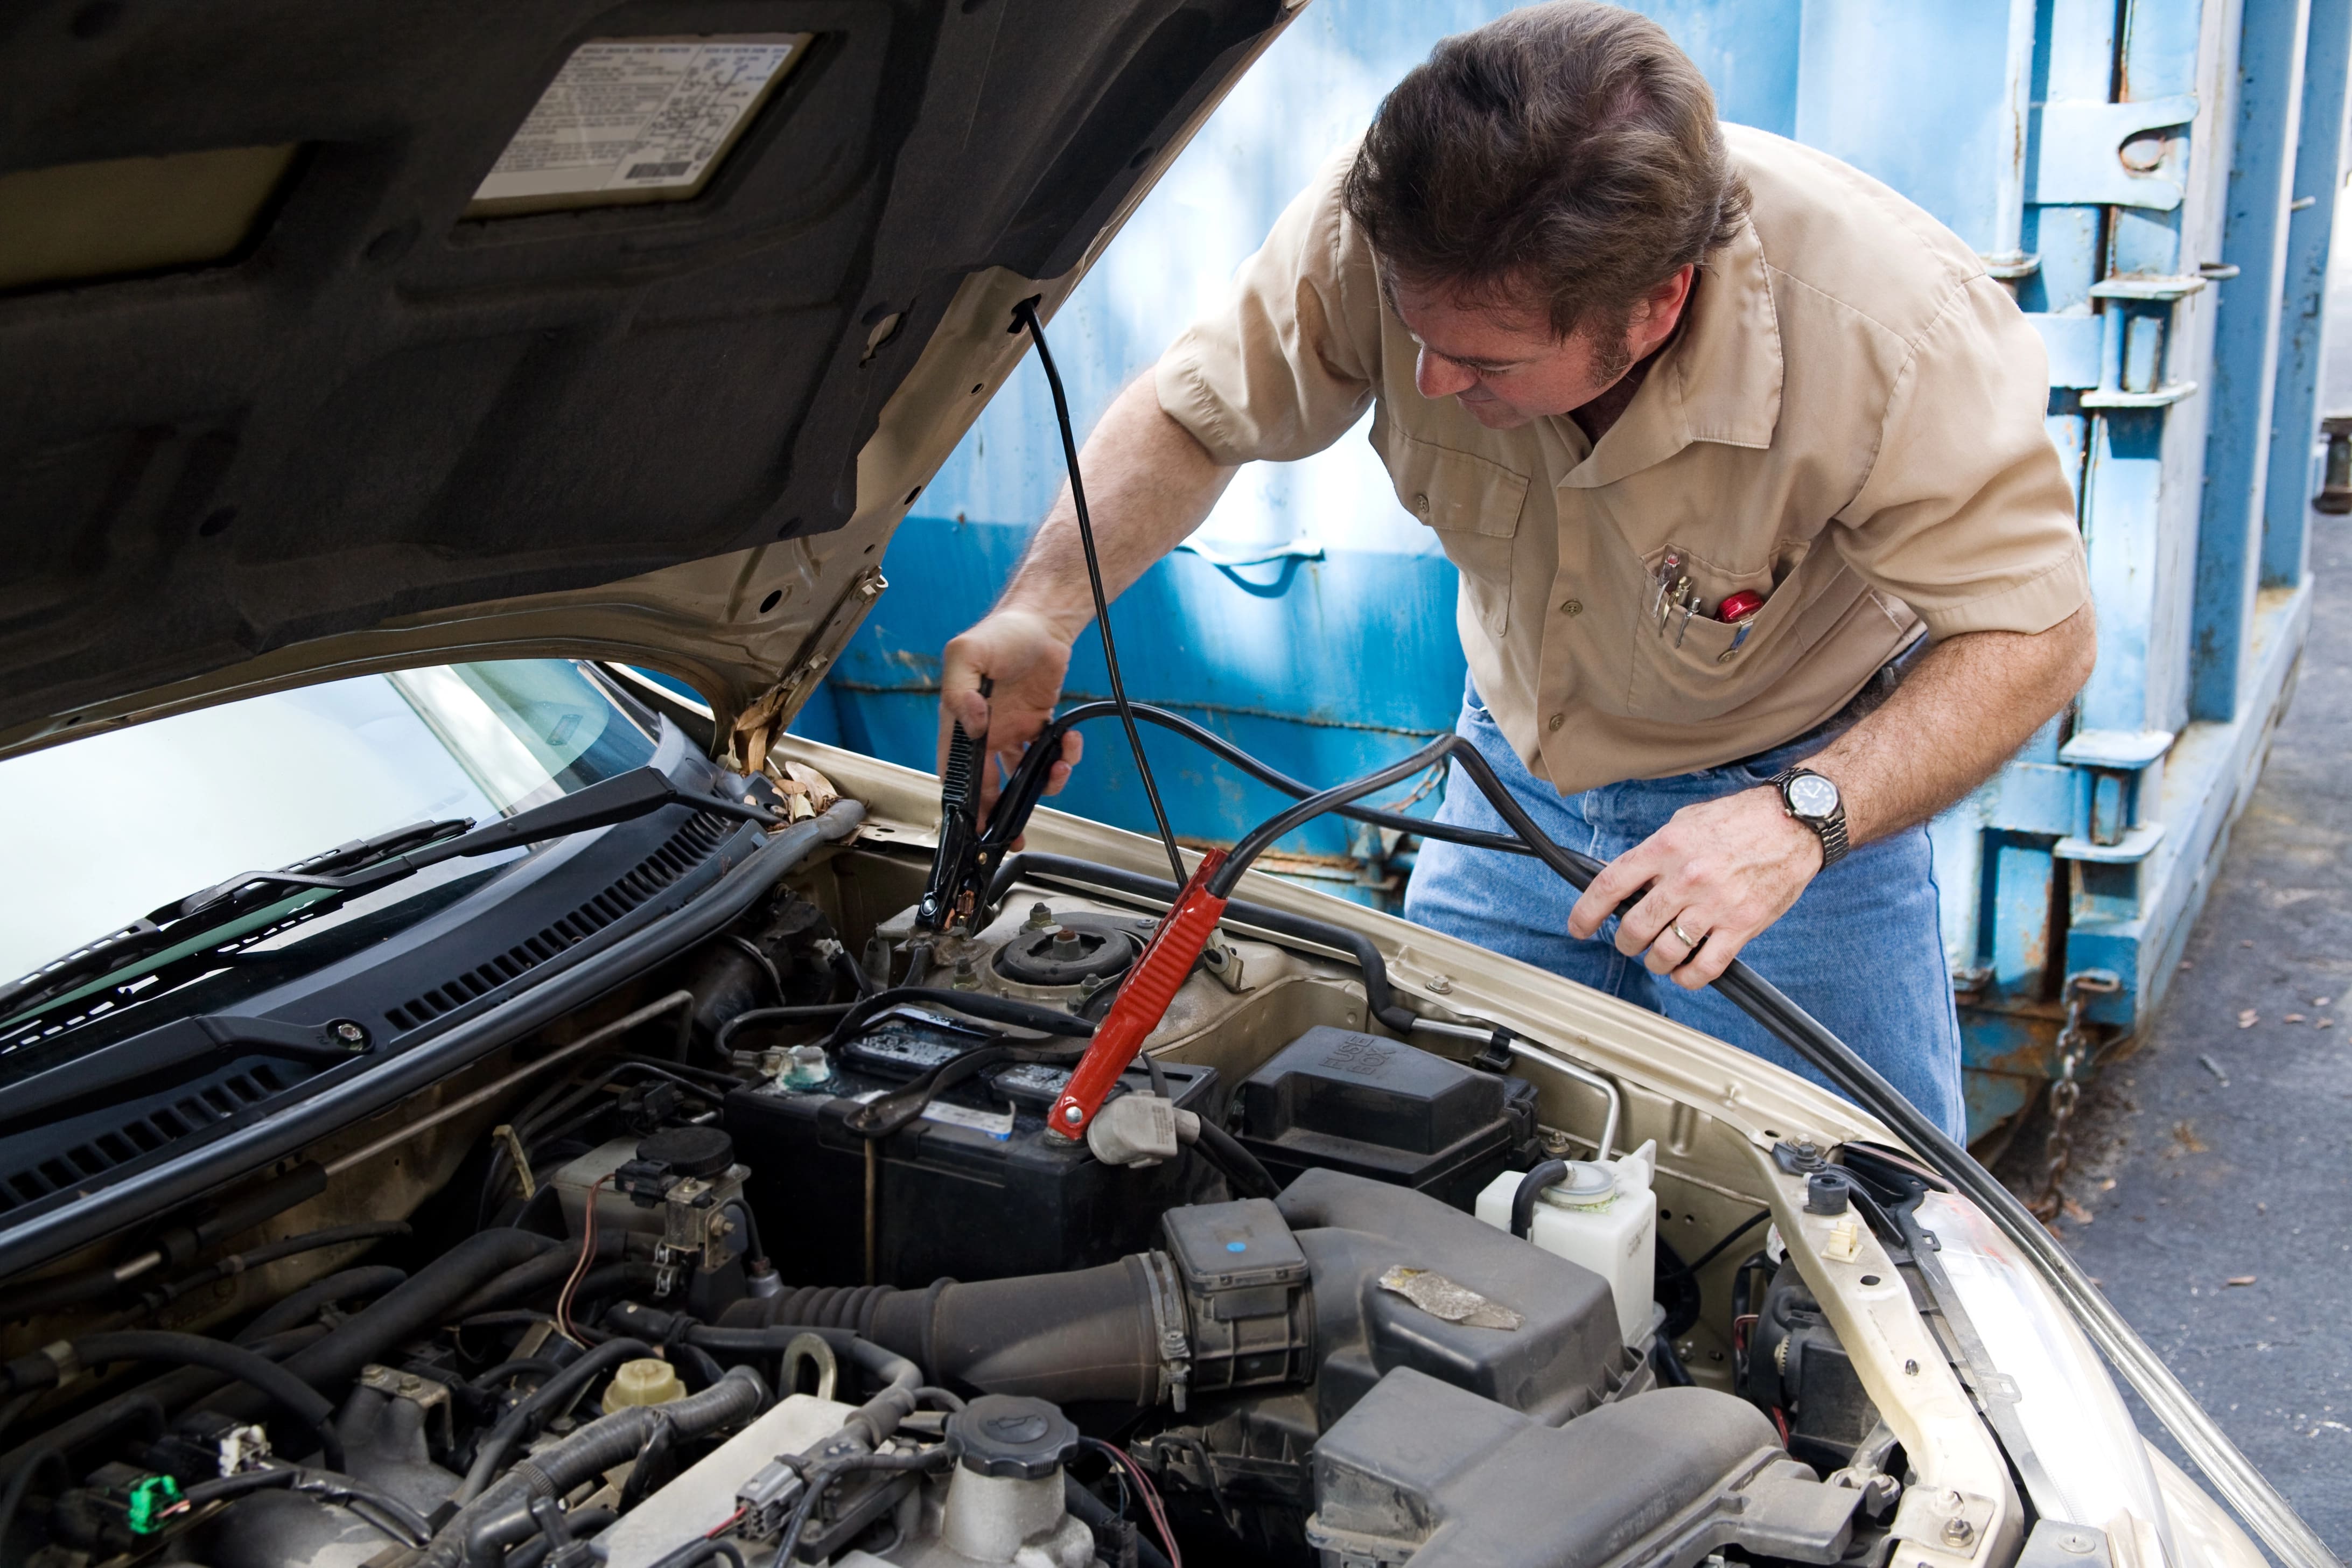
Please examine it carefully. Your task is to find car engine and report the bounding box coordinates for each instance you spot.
[0,839,1907,1568]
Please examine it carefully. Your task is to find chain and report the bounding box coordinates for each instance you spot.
[2029,970,2120,1222]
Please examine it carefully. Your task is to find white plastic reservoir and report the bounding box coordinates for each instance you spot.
[1475,1139,1657,1346]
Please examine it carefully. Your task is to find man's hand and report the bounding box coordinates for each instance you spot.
[939,607,1085,817]
[1565,603,2098,989]
[1567,786,1824,989]
[933,369,1240,818]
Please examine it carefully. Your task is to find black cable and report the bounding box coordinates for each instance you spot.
[713,1002,860,1054]
[1187,1119,1279,1200]
[844,1040,1087,1140]
[771,1447,955,1567]
[137,1222,412,1313]
[813,988,1096,1055]
[1208,736,1453,897]
[1660,1210,1772,1281]
[1012,298,1186,885]
[977,700,1532,873]
[831,944,879,999]
[507,1508,615,1568]
[179,1466,433,1545]
[1654,1236,1704,1340]
[615,1058,744,1092]
[468,1357,563,1390]
[613,1415,676,1513]
[43,1333,345,1472]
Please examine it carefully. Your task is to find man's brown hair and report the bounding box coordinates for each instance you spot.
[1342,2,1749,346]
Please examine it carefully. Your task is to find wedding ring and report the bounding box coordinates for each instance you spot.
[1669,919,1700,948]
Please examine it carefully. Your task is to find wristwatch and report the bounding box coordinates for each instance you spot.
[1771,766,1849,867]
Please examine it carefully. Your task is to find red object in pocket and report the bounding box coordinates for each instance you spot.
[1717,590,1766,622]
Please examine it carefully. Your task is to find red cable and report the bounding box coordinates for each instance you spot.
[1047,853,1227,1137]
[1087,1438,1181,1568]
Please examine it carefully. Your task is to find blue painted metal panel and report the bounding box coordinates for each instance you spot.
[1790,3,2016,254]
[2078,411,2168,733]
[797,0,2337,1142]
[2189,0,2311,722]
[2029,314,2106,387]
[822,515,1465,880]
[2259,0,2352,587]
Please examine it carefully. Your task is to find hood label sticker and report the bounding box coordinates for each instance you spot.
[470,35,809,216]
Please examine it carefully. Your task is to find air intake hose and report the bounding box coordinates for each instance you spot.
[716,1255,1173,1408]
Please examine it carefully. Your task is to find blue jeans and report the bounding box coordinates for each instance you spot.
[1403,680,1966,1140]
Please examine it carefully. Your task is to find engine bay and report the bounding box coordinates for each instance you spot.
[0,797,1945,1568]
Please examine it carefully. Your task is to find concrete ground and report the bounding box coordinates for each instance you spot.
[1993,510,2352,1550]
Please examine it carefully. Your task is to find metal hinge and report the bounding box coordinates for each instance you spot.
[730,565,886,773]
[2035,95,2198,209]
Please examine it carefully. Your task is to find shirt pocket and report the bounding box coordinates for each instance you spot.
[1384,431,1530,639]
[1626,545,1815,718]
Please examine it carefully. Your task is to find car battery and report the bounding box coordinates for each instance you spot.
[724,1007,1219,1286]
[1233,1026,1541,1210]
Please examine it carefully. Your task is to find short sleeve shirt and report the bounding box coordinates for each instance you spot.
[1154,124,2090,794]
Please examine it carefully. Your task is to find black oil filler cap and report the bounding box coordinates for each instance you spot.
[949,1395,1081,1479]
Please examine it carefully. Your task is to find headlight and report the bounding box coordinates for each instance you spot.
[1918,1192,2177,1568]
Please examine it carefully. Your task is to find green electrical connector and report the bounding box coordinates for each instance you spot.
[124,1474,184,1536]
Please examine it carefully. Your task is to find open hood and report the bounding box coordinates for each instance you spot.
[0,0,1296,760]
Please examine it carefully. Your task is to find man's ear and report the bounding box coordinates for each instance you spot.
[1632,264,1696,325]
[1626,264,1697,349]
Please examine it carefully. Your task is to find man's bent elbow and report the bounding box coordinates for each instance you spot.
[2052,601,2099,699]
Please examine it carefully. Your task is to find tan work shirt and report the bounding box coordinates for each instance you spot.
[1156,124,2090,793]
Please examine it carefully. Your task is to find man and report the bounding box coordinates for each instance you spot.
[936,3,2096,1139]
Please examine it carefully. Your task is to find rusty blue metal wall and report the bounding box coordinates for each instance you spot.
[796,0,2350,1141]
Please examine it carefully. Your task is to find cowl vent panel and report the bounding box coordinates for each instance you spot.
[0,1059,305,1216]
[380,810,732,1035]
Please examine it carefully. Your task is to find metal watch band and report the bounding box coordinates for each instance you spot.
[1772,765,1849,868]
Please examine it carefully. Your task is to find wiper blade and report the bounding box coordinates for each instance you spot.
[0,768,778,1025]
[164,817,478,922]
[0,818,475,1024]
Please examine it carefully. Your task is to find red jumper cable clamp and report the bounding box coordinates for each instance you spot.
[1046,850,1229,1138]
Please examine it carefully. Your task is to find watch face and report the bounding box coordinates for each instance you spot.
[1786,773,1839,820]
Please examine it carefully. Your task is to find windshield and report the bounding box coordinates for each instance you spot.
[0,660,657,989]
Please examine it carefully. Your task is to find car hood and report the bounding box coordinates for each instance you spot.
[0,0,1296,761]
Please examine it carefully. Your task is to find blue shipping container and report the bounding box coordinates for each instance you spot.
[793,0,2350,1144]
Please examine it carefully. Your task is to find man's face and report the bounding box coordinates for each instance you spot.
[1390,266,1692,430]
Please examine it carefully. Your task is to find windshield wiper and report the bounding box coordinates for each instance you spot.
[0,768,778,1025]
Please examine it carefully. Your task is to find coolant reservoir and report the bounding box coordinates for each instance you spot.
[1475,1139,1657,1346]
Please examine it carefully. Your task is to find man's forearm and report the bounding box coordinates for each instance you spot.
[997,375,1238,635]
[1808,604,2100,845]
